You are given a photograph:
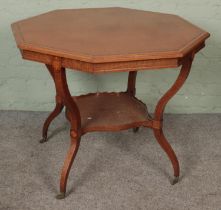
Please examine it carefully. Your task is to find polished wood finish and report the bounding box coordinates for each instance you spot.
[11,7,210,199]
[66,92,151,134]
[12,8,209,63]
[21,49,182,72]
[127,71,140,132]
[153,56,193,181]
[40,64,64,143]
[12,8,209,72]
[127,71,137,96]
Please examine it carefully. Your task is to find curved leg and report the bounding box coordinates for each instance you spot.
[56,135,80,199]
[40,64,64,143]
[40,102,64,143]
[153,129,179,184]
[153,56,193,184]
[52,57,81,198]
[127,71,140,132]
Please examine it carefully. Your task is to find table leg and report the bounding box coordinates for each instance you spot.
[51,57,81,199]
[56,135,80,199]
[127,71,139,133]
[153,56,193,184]
[40,65,64,143]
[127,71,137,96]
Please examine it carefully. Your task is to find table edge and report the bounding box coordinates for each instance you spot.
[11,22,209,64]
[18,41,205,73]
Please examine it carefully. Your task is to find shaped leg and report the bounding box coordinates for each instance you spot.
[127,71,140,133]
[127,71,137,96]
[52,57,81,198]
[40,64,64,143]
[153,129,179,184]
[40,102,64,143]
[56,136,80,199]
[153,56,193,184]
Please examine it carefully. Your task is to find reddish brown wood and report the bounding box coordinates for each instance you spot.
[126,71,140,132]
[21,48,201,73]
[40,103,63,143]
[11,8,209,63]
[40,64,64,143]
[154,57,192,121]
[66,92,151,134]
[127,71,137,96]
[51,57,82,198]
[153,129,180,183]
[153,57,193,182]
[11,8,210,199]
[52,58,81,133]
[56,136,80,199]
[19,42,206,73]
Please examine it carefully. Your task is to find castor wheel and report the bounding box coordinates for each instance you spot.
[39,136,48,143]
[56,192,66,199]
[133,127,139,133]
[171,176,179,185]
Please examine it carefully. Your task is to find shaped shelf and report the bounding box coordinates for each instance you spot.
[66,92,151,134]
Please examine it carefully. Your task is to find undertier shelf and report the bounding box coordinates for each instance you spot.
[66,92,151,134]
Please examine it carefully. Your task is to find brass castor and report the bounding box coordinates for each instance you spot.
[133,127,139,133]
[171,176,179,185]
[56,192,66,199]
[39,136,47,143]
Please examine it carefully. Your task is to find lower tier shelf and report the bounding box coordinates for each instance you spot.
[66,92,151,134]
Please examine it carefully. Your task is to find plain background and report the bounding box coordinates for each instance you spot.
[0,0,220,113]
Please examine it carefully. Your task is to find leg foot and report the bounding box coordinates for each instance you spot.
[39,136,48,143]
[133,127,139,133]
[56,192,66,199]
[153,129,180,179]
[152,59,193,184]
[171,176,179,185]
[58,137,80,197]
[51,61,82,198]
[41,103,63,143]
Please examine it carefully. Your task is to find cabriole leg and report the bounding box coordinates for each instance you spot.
[153,56,193,184]
[40,102,64,143]
[153,129,180,184]
[52,57,81,199]
[40,64,64,143]
[56,134,81,199]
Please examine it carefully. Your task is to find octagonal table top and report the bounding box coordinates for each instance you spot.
[12,7,210,73]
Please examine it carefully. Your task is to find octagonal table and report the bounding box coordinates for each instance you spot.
[11,7,210,199]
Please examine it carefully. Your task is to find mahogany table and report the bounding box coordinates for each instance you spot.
[11,7,210,199]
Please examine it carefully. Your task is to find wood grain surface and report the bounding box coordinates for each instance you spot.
[12,7,209,64]
[11,8,210,198]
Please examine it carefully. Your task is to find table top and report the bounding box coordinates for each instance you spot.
[12,7,210,72]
